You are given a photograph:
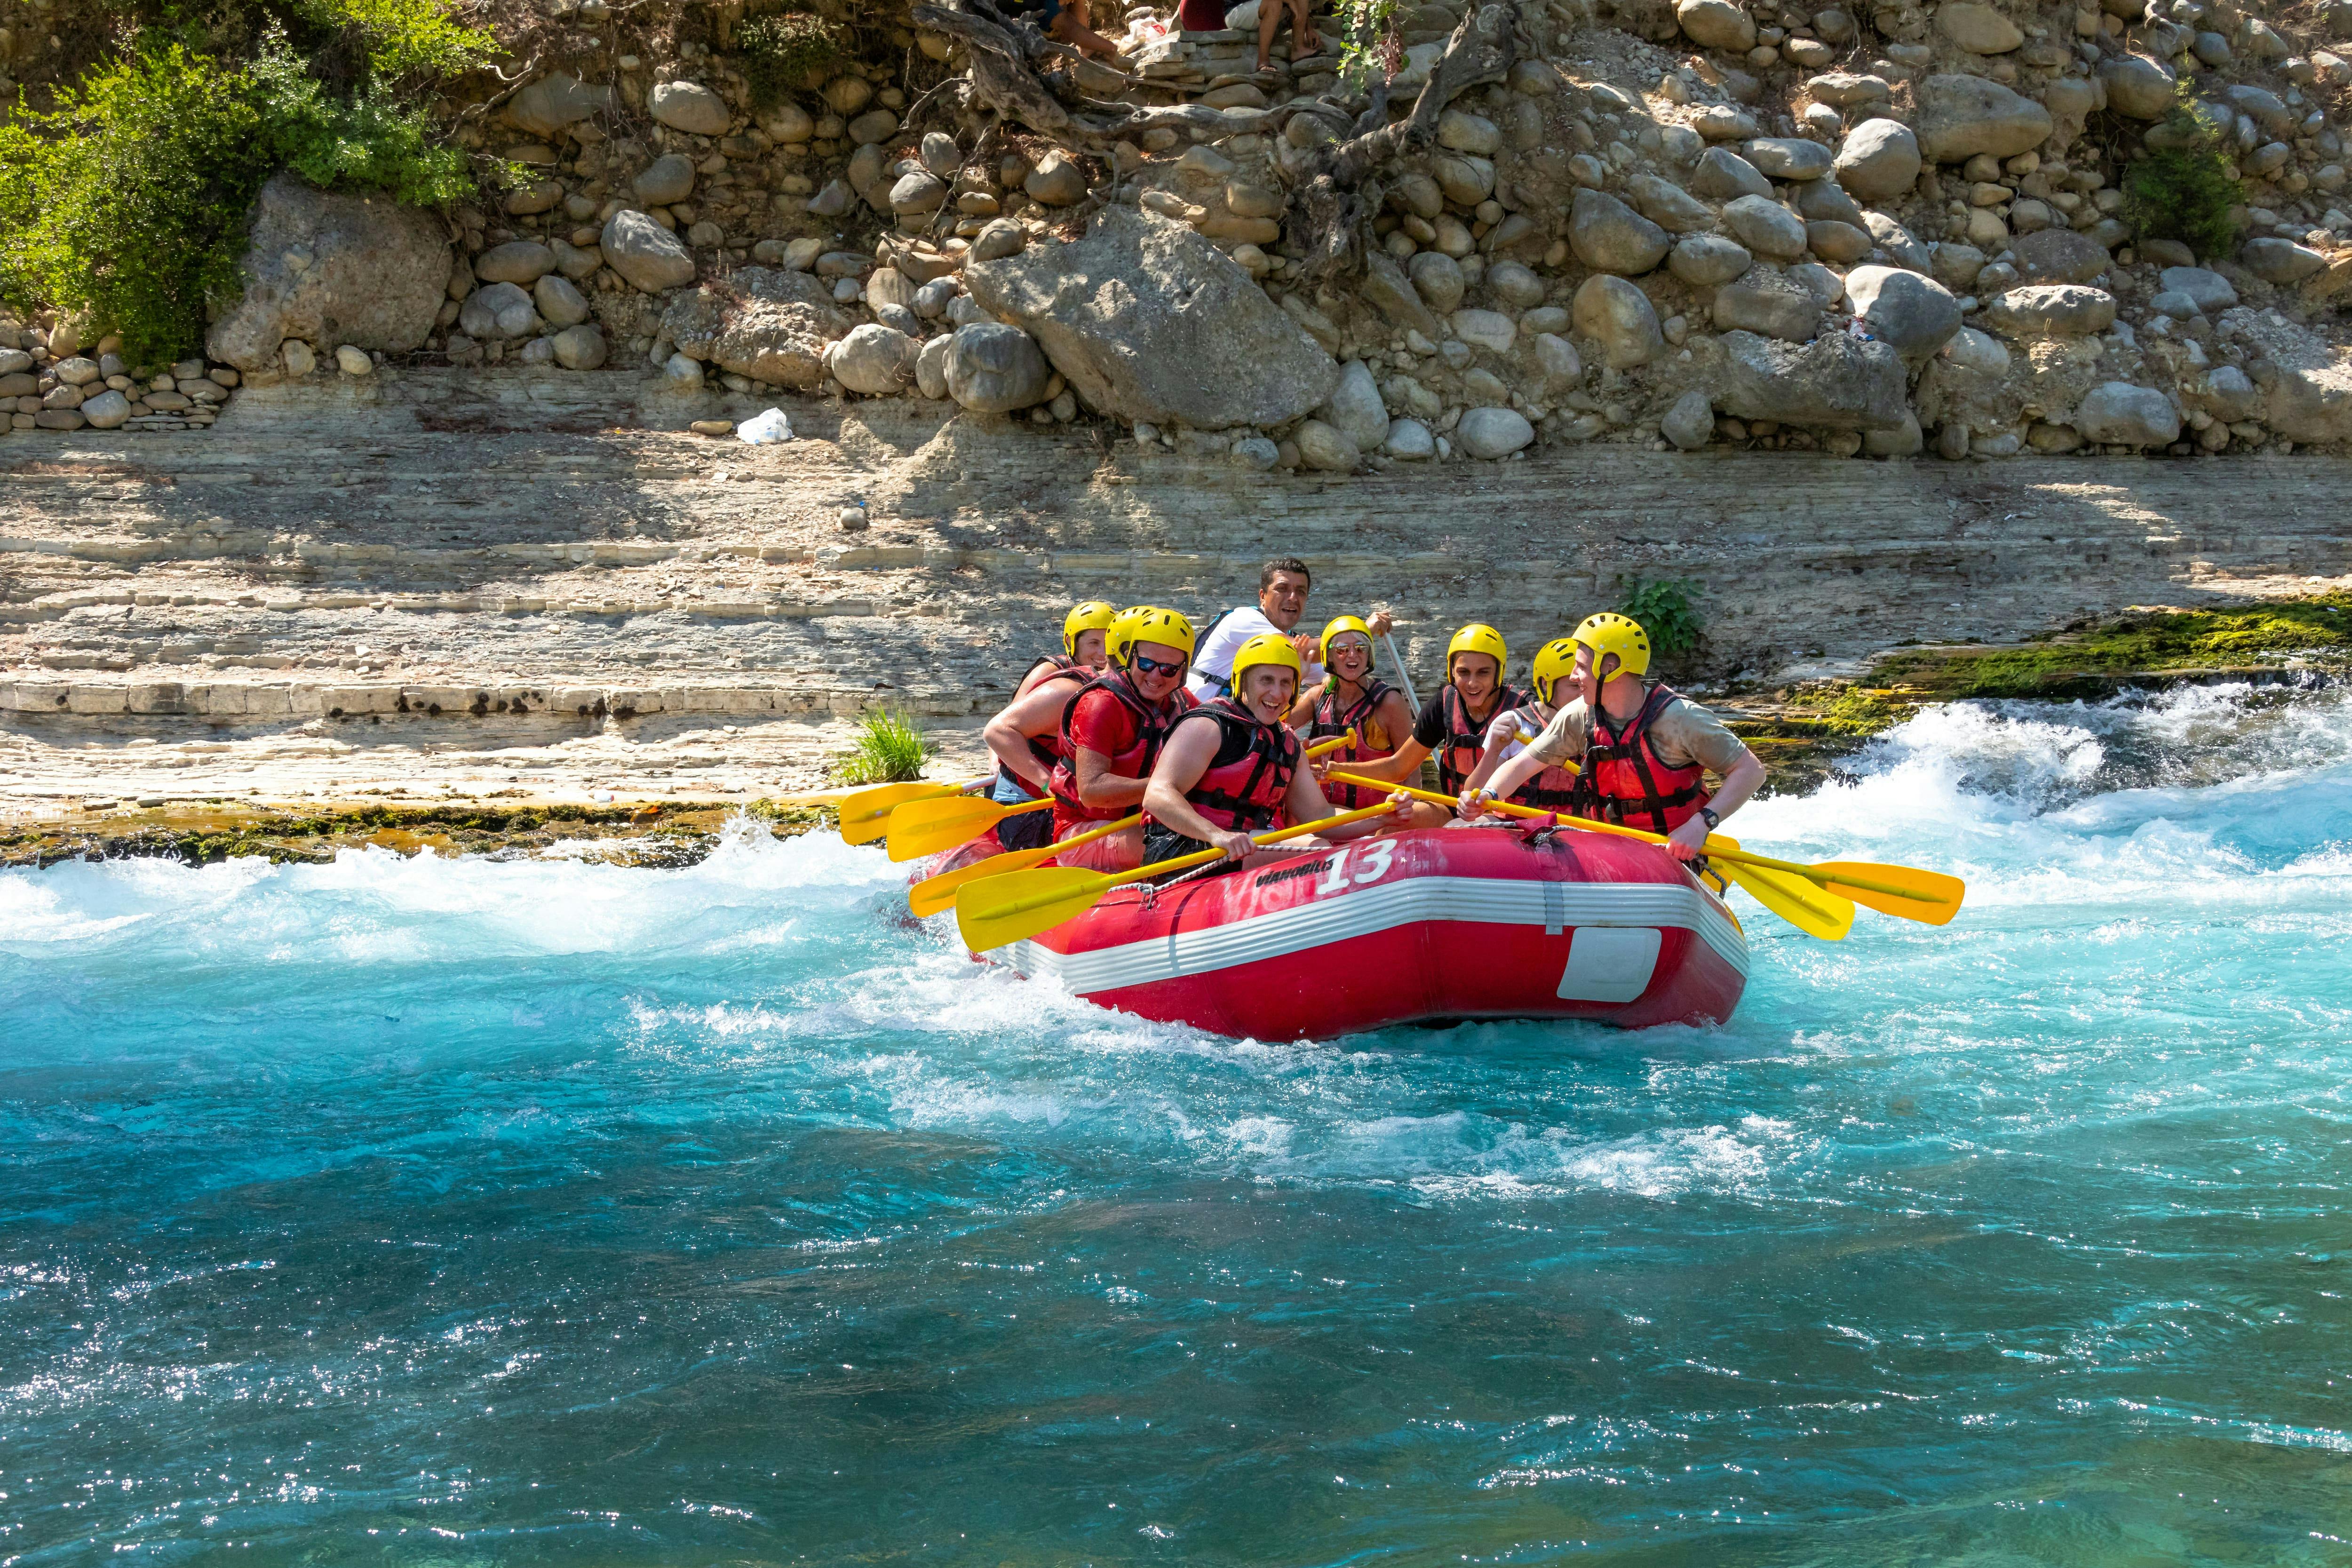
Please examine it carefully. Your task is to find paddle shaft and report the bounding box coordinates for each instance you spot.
[978,802,1399,924]
[1381,633,1420,711]
[1326,771,1928,905]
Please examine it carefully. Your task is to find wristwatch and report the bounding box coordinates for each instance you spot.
[1698,806,1721,829]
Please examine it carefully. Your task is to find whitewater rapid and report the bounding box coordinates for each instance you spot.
[2,681,2348,1565]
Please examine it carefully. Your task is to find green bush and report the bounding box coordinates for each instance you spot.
[1618,579,1704,660]
[834,707,938,785]
[738,11,847,107]
[295,0,499,83]
[2121,84,2243,260]
[0,18,486,365]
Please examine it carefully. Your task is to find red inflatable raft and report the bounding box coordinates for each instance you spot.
[922,823,1748,1038]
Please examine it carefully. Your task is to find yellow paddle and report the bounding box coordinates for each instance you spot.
[1705,834,1855,940]
[1327,772,1960,928]
[955,802,1399,952]
[837,776,988,846]
[908,811,1142,917]
[887,795,1053,862]
[909,733,1366,905]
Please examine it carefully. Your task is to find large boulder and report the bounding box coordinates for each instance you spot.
[205,173,451,372]
[1722,194,1809,260]
[2101,54,2177,119]
[661,266,852,386]
[945,322,1052,412]
[2072,382,2181,445]
[2242,237,2330,284]
[1692,146,1773,199]
[1319,360,1391,450]
[2264,337,2352,443]
[1361,254,1441,338]
[648,80,731,135]
[1671,233,1754,287]
[1677,0,1756,50]
[459,281,537,340]
[1628,174,1716,233]
[1715,330,1909,429]
[1569,189,1669,275]
[1835,119,1922,201]
[2011,228,2111,284]
[964,207,1337,429]
[1915,74,2054,162]
[1935,1,2023,52]
[1844,264,1962,363]
[1713,268,1821,341]
[1571,275,1665,367]
[1457,406,1535,457]
[828,323,919,394]
[634,153,698,206]
[1978,284,2117,336]
[505,73,614,139]
[1746,137,1834,180]
[601,209,698,293]
[2161,265,2238,313]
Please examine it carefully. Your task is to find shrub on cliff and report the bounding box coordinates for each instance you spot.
[0,0,493,365]
[2121,84,2244,261]
[738,11,848,107]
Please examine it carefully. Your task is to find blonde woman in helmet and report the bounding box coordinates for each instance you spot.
[1289,614,1416,810]
[1332,623,1523,828]
[1456,637,1582,815]
[1044,606,1200,873]
[1143,633,1404,874]
[980,602,1120,852]
[1465,611,1764,862]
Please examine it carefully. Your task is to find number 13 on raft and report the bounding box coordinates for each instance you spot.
[1313,837,1396,894]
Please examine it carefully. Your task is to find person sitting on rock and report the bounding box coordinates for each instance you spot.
[1457,636,1583,817]
[1190,557,1389,699]
[1045,606,1199,873]
[1333,622,1522,828]
[1252,0,1323,70]
[1290,614,1414,810]
[1003,0,1127,59]
[1144,634,1401,875]
[1464,613,1764,863]
[980,601,1118,852]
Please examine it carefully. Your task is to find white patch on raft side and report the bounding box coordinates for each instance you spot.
[995,876,1748,995]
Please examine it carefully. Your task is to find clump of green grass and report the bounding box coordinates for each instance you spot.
[834,706,938,784]
[1619,578,1704,661]
[737,11,846,107]
[2121,82,2244,261]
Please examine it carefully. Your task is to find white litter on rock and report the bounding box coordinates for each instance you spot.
[737,407,795,444]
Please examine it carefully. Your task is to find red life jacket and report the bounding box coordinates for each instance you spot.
[1162,697,1300,833]
[1306,676,1397,809]
[1495,702,1580,811]
[1568,684,1713,834]
[1432,680,1524,796]
[1049,670,1190,827]
[994,656,1089,801]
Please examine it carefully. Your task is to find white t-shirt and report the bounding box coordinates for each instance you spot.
[1185,606,1325,699]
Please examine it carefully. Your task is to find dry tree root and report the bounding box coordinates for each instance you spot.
[1286,0,1521,284]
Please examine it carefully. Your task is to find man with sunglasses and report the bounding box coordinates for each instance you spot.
[1046,607,1200,873]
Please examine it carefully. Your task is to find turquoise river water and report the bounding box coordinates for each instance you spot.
[4,683,2351,1566]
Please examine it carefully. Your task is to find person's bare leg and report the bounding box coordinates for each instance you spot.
[1255,0,1282,69]
[1291,0,1321,56]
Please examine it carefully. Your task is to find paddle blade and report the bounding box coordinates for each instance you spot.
[839,781,958,844]
[1720,856,1855,940]
[955,866,1113,952]
[909,843,1058,917]
[1817,861,1966,926]
[888,795,1017,862]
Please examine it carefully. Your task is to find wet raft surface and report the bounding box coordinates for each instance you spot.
[3,684,2350,1564]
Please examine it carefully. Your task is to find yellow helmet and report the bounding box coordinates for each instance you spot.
[1110,606,1196,669]
[1528,637,1580,705]
[1062,600,1117,658]
[1229,631,1304,692]
[1446,622,1509,674]
[1319,614,1375,662]
[1573,611,1651,678]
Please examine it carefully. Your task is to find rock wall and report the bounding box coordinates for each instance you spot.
[8,0,2352,466]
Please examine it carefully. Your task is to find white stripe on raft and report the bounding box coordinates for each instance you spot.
[999,875,1750,996]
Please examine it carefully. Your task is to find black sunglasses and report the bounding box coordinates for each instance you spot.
[1130,653,1184,676]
